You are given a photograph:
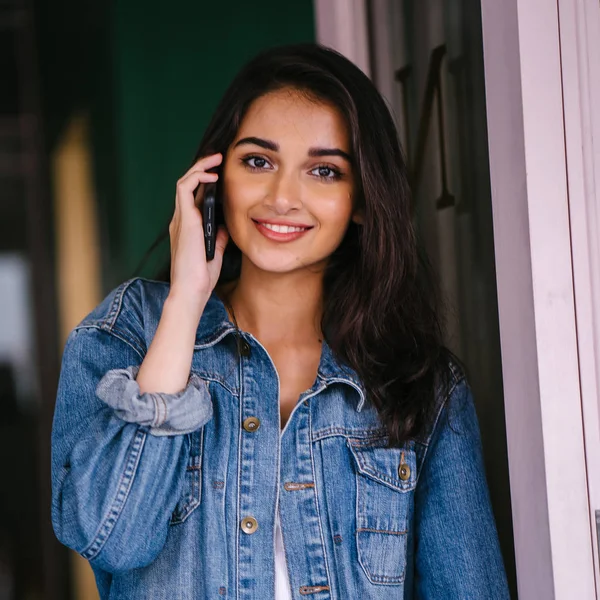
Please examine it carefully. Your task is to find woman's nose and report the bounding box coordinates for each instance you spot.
[266,171,302,214]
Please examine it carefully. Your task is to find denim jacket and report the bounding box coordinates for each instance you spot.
[51,278,510,599]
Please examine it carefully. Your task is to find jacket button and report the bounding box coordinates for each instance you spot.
[243,416,261,432]
[239,340,251,357]
[240,516,258,534]
[398,463,411,480]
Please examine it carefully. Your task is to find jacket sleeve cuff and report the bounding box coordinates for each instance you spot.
[95,366,213,436]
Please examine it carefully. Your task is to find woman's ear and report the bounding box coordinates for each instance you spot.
[352,209,365,225]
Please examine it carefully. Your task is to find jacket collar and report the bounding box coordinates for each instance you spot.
[194,291,367,411]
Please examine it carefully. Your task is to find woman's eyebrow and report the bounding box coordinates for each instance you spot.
[234,137,278,151]
[308,147,352,163]
[233,136,352,163]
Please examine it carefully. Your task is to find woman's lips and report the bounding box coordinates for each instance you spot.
[252,219,313,242]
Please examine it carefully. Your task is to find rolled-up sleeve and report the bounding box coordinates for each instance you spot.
[96,366,212,436]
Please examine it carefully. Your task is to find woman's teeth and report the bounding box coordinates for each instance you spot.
[261,223,308,233]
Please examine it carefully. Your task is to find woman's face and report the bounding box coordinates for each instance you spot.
[223,88,360,275]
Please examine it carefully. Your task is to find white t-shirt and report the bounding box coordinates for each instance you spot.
[275,513,293,599]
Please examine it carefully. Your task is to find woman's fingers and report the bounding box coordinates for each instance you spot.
[193,152,223,171]
[180,153,223,184]
[176,172,218,208]
[176,153,222,196]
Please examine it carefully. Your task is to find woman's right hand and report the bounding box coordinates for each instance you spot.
[136,154,229,394]
[168,153,229,315]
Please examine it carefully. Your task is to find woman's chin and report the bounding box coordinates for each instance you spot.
[242,249,323,275]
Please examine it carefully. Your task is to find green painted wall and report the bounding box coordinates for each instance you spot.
[112,2,315,281]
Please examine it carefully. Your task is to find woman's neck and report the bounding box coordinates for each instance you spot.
[221,262,324,347]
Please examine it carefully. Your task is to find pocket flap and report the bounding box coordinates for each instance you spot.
[348,438,416,492]
[170,427,204,525]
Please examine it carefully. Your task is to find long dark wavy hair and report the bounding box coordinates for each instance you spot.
[143,43,452,446]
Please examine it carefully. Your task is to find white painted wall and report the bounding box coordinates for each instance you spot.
[557,0,600,594]
[481,0,597,597]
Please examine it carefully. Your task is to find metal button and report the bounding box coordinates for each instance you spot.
[398,463,411,481]
[240,516,258,534]
[239,340,251,357]
[243,416,261,432]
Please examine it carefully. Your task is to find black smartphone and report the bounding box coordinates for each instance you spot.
[194,180,221,261]
[203,182,218,261]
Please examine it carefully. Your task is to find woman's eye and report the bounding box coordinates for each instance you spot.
[244,156,270,170]
[311,165,341,180]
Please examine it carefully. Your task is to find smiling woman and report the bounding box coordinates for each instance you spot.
[50,44,510,600]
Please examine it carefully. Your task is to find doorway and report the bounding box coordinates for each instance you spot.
[367,0,517,595]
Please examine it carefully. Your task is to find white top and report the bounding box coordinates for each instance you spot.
[275,513,293,599]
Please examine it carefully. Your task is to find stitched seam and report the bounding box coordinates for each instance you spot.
[356,525,406,585]
[154,394,163,427]
[75,279,145,356]
[159,394,167,426]
[194,326,237,349]
[274,421,283,600]
[235,348,243,600]
[417,377,465,484]
[107,324,145,357]
[76,278,140,331]
[73,325,145,362]
[81,429,147,559]
[170,429,203,525]
[280,382,327,438]
[316,375,366,411]
[355,466,367,581]
[181,429,203,520]
[105,279,138,330]
[311,426,388,443]
[316,370,363,390]
[192,372,239,396]
[308,406,333,595]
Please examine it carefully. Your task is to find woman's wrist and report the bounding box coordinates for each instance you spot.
[136,291,209,395]
[165,286,210,323]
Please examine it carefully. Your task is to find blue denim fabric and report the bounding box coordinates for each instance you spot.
[51,278,510,599]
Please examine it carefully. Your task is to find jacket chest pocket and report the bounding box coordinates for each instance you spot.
[348,438,417,585]
[170,428,204,525]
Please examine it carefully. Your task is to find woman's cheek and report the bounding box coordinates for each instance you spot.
[316,197,355,232]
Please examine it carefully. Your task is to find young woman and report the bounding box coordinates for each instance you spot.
[51,44,510,599]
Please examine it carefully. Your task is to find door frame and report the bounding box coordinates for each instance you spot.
[555,0,600,593]
[481,0,597,597]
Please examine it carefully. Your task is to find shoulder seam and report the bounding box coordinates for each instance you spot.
[416,373,467,485]
[419,369,466,449]
[73,324,145,361]
[104,278,141,331]
[73,278,142,332]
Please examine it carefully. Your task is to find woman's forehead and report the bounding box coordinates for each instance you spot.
[235,89,350,151]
